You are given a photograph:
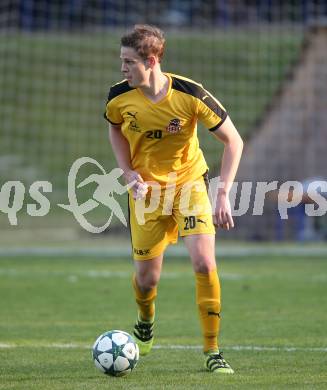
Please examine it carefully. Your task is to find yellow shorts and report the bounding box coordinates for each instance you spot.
[128,174,215,260]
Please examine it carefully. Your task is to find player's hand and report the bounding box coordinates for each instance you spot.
[213,192,234,230]
[124,170,149,200]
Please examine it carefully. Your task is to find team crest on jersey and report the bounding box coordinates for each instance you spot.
[166,118,181,133]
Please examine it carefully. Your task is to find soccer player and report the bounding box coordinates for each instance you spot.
[105,25,243,374]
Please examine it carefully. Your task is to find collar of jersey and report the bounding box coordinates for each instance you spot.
[136,73,172,106]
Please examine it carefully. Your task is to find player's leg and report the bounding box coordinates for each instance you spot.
[133,255,163,322]
[132,255,163,356]
[176,175,234,373]
[128,193,178,356]
[176,175,221,353]
[183,234,220,353]
[184,234,234,374]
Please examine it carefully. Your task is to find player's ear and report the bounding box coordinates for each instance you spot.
[146,56,156,68]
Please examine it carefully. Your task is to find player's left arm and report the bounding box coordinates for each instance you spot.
[211,115,243,230]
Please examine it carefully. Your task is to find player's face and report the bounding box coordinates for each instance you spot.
[120,47,149,88]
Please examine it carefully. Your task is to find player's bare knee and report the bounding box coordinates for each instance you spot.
[193,256,216,274]
[137,273,159,292]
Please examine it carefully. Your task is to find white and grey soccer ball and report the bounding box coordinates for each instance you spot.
[92,330,139,377]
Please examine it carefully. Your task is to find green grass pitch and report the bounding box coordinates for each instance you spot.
[0,255,326,389]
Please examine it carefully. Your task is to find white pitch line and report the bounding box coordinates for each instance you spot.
[0,268,247,281]
[155,345,327,352]
[0,245,327,258]
[0,343,326,352]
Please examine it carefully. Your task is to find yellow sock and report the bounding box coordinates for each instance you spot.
[195,269,221,353]
[132,274,157,322]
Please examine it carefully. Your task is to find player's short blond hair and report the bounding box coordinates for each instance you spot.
[121,24,165,62]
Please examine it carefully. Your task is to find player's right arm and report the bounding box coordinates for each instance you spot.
[108,124,148,199]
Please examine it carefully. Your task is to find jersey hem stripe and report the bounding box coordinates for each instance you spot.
[208,113,227,132]
[103,113,123,125]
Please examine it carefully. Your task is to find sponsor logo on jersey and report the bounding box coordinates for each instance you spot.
[127,111,137,119]
[166,118,181,133]
[134,248,150,256]
[197,218,208,227]
[126,112,141,132]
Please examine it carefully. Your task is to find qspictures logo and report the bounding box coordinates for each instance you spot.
[58,157,134,233]
[0,156,326,233]
[0,157,134,233]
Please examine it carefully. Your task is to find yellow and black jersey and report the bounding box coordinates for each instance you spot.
[104,73,227,186]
